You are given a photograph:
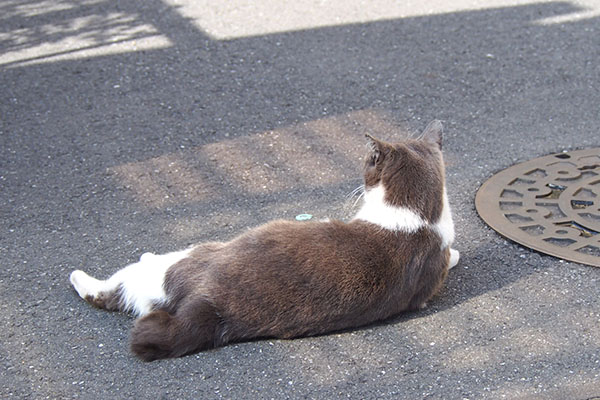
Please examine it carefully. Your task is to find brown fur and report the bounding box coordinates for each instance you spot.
[126,126,452,361]
[85,286,123,311]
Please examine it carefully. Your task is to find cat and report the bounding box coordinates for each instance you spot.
[70,120,459,361]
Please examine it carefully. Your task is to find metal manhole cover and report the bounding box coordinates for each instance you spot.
[475,148,600,267]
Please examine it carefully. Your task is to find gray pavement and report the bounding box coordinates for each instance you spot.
[1,1,599,399]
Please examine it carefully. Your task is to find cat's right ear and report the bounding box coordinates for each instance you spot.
[365,134,386,166]
[421,120,443,149]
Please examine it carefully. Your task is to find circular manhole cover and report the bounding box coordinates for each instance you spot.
[475,148,600,267]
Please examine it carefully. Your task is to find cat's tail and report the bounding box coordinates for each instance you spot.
[130,299,223,361]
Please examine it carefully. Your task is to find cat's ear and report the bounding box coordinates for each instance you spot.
[421,120,443,149]
[365,134,387,166]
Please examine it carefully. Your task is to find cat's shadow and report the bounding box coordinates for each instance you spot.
[355,239,554,331]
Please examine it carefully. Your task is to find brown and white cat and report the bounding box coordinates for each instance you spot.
[70,120,459,361]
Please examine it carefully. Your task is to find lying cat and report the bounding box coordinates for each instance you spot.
[70,120,459,361]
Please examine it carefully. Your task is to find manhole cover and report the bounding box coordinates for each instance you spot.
[475,148,600,267]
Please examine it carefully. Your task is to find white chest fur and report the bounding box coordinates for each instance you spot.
[353,184,455,250]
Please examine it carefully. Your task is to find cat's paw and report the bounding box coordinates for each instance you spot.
[70,270,101,299]
[449,248,460,269]
[140,252,156,262]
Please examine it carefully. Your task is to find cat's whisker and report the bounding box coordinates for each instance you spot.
[352,190,365,208]
[346,184,365,199]
[344,184,366,209]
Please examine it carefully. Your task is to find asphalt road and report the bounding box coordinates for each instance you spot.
[1,1,599,399]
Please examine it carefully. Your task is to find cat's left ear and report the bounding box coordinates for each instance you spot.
[421,120,443,150]
[365,134,387,166]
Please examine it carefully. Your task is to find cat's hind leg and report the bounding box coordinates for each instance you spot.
[70,247,194,316]
[70,269,123,311]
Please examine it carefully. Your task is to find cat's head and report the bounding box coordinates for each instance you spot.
[363,120,446,224]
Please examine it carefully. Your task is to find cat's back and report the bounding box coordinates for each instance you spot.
[220,218,444,296]
[209,219,446,338]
